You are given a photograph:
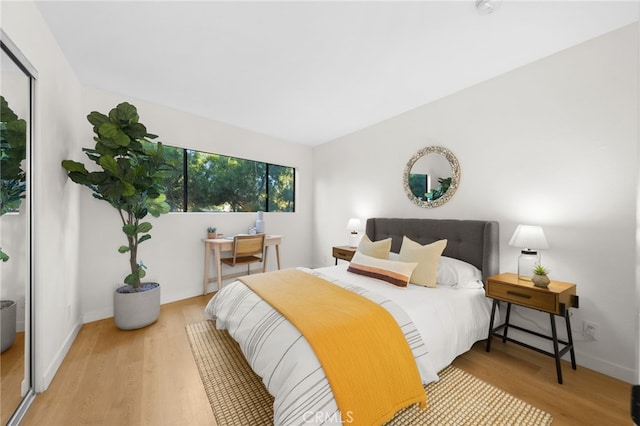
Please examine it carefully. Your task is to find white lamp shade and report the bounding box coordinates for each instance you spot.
[346,218,362,233]
[508,225,548,250]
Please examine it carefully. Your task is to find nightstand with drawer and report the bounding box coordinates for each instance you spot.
[332,246,356,265]
[485,272,579,384]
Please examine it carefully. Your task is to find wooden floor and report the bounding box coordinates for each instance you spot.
[452,341,630,425]
[1,332,25,425]
[21,295,631,426]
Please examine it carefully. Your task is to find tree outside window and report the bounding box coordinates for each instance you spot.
[156,144,294,213]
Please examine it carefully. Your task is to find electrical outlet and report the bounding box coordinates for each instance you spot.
[583,320,598,341]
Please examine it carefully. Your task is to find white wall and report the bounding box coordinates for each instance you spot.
[313,24,639,383]
[2,0,85,391]
[78,86,314,322]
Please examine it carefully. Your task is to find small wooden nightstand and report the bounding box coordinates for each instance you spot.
[332,246,356,265]
[485,272,579,384]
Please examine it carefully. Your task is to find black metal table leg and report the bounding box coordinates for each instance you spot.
[502,303,512,343]
[565,309,577,370]
[486,299,498,352]
[550,313,563,384]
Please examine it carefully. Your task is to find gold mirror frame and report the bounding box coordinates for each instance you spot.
[403,146,460,208]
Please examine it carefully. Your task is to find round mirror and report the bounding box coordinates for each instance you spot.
[403,146,460,208]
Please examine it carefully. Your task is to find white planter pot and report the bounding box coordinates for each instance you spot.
[1,300,17,352]
[113,283,161,330]
[532,274,550,287]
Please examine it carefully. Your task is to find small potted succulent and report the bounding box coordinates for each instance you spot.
[207,226,217,239]
[532,265,551,287]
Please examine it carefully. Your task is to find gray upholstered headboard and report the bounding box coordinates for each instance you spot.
[365,218,500,283]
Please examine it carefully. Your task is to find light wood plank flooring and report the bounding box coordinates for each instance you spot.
[21,295,631,425]
[2,332,25,425]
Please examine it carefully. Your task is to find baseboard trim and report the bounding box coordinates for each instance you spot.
[574,349,635,383]
[508,309,635,383]
[82,307,113,324]
[37,321,82,392]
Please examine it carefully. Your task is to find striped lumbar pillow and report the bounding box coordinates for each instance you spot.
[347,251,418,288]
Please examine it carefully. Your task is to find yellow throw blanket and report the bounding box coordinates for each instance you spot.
[239,269,427,426]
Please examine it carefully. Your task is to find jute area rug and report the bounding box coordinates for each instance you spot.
[186,321,553,426]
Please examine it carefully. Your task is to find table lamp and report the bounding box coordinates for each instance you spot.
[508,224,548,280]
[346,218,362,247]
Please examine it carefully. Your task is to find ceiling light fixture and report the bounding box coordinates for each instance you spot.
[476,0,502,15]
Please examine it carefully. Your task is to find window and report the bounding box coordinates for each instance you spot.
[156,144,295,213]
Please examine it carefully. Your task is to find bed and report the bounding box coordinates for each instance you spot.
[205,218,499,425]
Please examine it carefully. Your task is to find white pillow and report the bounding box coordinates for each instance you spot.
[437,256,483,287]
[392,249,484,288]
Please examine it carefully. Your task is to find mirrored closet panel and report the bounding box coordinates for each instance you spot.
[1,31,36,424]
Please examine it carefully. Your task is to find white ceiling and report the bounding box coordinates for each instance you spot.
[35,1,639,146]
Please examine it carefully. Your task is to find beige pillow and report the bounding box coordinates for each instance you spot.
[398,237,447,287]
[357,235,392,259]
[348,252,417,288]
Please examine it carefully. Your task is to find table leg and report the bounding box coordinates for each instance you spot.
[486,299,498,352]
[214,245,222,292]
[203,243,211,295]
[275,244,281,269]
[550,313,563,384]
[262,246,270,273]
[565,310,577,370]
[502,303,512,343]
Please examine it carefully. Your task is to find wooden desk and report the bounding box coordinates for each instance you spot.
[202,235,282,295]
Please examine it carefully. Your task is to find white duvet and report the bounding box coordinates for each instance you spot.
[205,265,494,425]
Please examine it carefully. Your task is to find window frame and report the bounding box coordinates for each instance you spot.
[162,145,295,213]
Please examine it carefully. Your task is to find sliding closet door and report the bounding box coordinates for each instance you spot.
[1,30,37,425]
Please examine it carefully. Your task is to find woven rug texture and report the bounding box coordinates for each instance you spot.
[186,320,553,426]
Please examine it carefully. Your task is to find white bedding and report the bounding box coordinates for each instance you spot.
[315,264,494,373]
[205,265,494,425]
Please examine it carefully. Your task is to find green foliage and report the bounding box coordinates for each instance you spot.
[155,144,184,211]
[267,164,294,212]
[186,152,266,212]
[408,173,427,200]
[408,174,453,202]
[61,102,174,288]
[533,265,549,276]
[156,145,294,213]
[207,226,217,233]
[0,96,28,262]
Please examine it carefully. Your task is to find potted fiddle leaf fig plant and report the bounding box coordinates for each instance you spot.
[61,102,174,330]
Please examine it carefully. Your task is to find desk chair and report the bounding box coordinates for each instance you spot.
[221,234,266,275]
